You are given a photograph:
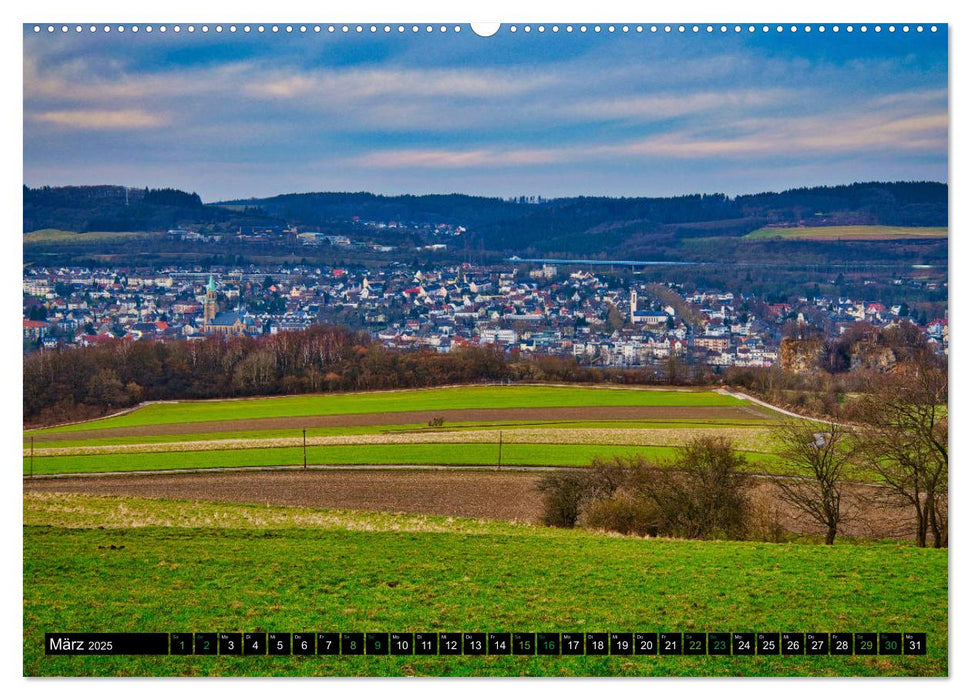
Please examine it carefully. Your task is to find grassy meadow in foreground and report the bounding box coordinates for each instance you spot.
[23,493,946,677]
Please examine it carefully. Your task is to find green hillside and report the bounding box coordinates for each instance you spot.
[744,226,947,241]
[29,386,749,434]
[24,494,947,677]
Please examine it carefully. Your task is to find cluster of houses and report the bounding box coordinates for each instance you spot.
[22,262,947,366]
[166,220,463,254]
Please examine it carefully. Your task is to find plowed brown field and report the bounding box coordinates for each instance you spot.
[24,470,545,522]
[24,469,915,539]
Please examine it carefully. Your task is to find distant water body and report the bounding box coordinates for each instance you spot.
[509,257,698,266]
[508,257,943,270]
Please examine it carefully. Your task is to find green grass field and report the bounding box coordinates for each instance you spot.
[23,443,783,475]
[28,386,749,435]
[23,229,155,244]
[23,494,947,677]
[25,418,779,450]
[24,386,782,476]
[744,225,947,241]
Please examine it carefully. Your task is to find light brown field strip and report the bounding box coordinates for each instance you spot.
[26,427,774,457]
[30,405,775,443]
[23,492,528,534]
[22,470,915,538]
[23,470,547,523]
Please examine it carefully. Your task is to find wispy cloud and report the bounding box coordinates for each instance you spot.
[566,89,796,122]
[616,111,947,159]
[352,147,561,169]
[30,109,169,130]
[22,28,948,199]
[243,66,555,101]
[347,91,947,169]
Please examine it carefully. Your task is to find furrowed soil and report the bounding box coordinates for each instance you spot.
[25,470,545,522]
[30,405,772,443]
[24,470,916,539]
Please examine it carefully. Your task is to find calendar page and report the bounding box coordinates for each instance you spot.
[21,15,948,681]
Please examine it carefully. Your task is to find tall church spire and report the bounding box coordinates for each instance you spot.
[203,275,218,326]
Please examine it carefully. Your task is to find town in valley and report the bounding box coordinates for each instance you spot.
[22,253,947,373]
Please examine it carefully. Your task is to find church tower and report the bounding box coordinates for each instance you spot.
[204,275,218,326]
[630,289,638,324]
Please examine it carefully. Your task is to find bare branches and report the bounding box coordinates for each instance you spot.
[770,421,854,544]
[540,437,752,540]
[853,353,948,548]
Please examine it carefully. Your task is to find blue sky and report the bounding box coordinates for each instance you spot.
[22,24,948,201]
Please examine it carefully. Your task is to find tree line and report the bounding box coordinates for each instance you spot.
[23,325,709,427]
[23,321,944,429]
[539,351,947,548]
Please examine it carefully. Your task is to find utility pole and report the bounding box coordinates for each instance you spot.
[302,429,307,469]
[497,430,502,469]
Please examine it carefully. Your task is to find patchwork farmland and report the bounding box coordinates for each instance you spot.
[24,384,782,476]
[23,384,946,677]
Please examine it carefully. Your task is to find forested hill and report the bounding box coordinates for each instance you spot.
[25,181,946,255]
[23,185,283,234]
[222,181,947,228]
[219,191,527,227]
[223,181,948,255]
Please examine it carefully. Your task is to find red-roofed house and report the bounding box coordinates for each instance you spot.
[23,319,50,340]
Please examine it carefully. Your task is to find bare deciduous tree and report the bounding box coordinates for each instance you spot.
[770,421,854,545]
[854,352,947,548]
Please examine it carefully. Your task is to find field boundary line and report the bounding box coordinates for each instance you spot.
[22,464,567,479]
[22,463,889,489]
